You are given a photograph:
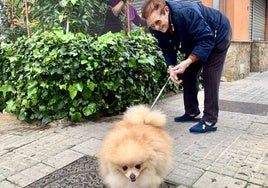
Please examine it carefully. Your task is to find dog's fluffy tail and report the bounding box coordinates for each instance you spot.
[123,105,166,128]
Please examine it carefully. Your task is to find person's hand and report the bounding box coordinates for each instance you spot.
[173,58,192,75]
[169,58,193,84]
[169,65,182,84]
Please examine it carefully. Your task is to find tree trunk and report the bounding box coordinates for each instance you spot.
[24,0,30,35]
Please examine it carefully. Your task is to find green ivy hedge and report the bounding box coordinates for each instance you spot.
[0,29,176,124]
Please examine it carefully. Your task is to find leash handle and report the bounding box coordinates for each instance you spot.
[150,77,170,109]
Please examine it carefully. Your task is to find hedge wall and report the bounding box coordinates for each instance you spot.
[0,29,177,124]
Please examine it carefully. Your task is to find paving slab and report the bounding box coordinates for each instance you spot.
[193,171,247,188]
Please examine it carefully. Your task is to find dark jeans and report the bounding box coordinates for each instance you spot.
[181,31,232,123]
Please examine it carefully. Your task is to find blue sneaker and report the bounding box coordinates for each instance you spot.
[174,113,201,122]
[189,120,217,133]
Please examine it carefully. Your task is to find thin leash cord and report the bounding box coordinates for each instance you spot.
[150,77,171,109]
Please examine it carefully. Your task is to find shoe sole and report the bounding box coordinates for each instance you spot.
[189,127,218,133]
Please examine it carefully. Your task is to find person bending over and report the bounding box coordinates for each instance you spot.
[142,0,232,133]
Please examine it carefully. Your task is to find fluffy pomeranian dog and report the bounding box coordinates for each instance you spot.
[98,105,172,188]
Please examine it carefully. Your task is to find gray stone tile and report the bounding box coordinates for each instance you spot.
[71,138,102,156]
[193,171,247,188]
[0,180,21,188]
[42,149,84,169]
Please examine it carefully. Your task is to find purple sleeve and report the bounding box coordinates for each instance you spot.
[110,0,121,8]
[129,5,147,27]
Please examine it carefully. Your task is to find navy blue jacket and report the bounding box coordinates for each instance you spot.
[151,1,231,66]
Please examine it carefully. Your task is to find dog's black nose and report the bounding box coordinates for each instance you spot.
[130,173,136,182]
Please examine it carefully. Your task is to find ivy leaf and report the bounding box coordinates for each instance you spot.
[33,49,42,58]
[18,108,27,121]
[59,83,67,90]
[87,81,95,91]
[59,0,68,7]
[58,14,64,23]
[68,85,77,100]
[27,81,38,97]
[5,100,16,112]
[68,82,83,100]
[71,0,77,5]
[22,99,30,108]
[0,84,16,98]
[70,111,82,121]
[83,103,97,116]
[74,82,83,92]
[8,56,18,62]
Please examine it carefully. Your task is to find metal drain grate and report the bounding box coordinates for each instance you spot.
[24,155,179,188]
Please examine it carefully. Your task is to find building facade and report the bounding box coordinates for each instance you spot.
[134,0,268,41]
[202,0,268,41]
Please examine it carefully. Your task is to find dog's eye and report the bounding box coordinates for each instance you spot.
[135,164,141,169]
[122,166,128,171]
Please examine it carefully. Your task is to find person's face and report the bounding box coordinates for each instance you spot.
[146,6,169,33]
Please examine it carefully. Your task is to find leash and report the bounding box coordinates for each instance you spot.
[150,77,171,109]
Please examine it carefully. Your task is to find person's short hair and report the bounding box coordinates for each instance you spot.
[141,0,166,19]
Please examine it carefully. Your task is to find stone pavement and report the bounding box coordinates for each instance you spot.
[0,72,268,188]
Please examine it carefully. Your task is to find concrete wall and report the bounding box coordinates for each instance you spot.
[223,41,268,81]
[251,42,268,72]
[223,41,251,81]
